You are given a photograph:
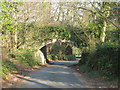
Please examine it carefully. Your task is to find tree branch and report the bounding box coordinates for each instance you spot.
[89,2,120,29]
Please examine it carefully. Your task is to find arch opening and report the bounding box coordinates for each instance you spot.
[38,39,79,64]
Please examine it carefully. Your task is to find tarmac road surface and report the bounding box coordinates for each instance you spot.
[16,61,89,88]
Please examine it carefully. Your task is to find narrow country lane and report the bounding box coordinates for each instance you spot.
[16,61,90,88]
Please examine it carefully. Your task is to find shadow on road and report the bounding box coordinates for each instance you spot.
[16,61,85,88]
[16,76,53,88]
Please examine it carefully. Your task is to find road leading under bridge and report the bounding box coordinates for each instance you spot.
[16,61,93,88]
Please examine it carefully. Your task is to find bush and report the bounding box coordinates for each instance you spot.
[17,48,41,67]
[86,45,119,77]
[66,55,76,61]
[48,54,66,60]
[2,48,41,80]
[48,54,76,61]
[2,60,18,79]
[79,65,92,73]
[48,54,59,60]
[79,51,90,65]
[48,42,77,61]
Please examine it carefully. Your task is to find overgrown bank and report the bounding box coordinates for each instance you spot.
[79,43,119,81]
[2,48,41,80]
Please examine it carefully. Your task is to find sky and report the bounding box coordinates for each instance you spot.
[1,0,120,2]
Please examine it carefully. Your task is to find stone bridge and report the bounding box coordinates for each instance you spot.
[36,39,77,65]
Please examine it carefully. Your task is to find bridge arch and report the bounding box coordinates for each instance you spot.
[37,39,77,64]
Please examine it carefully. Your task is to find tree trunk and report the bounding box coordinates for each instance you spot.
[15,30,18,48]
[101,20,107,42]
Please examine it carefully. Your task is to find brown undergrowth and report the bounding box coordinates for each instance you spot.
[2,64,49,88]
[71,64,118,88]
